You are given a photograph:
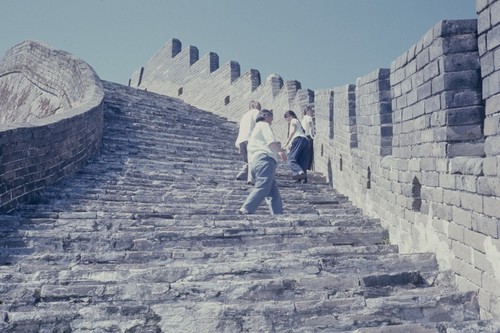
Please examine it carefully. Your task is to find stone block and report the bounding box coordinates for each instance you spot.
[466,227,489,253]
[452,239,472,264]
[484,196,500,218]
[438,19,478,37]
[480,51,495,77]
[439,174,456,189]
[453,205,473,228]
[483,157,498,176]
[487,24,500,51]
[493,0,500,26]
[485,135,500,156]
[448,222,465,242]
[421,171,439,187]
[433,203,453,220]
[484,114,500,136]
[461,192,484,213]
[477,176,500,196]
[448,142,485,158]
[446,106,484,126]
[482,272,500,298]
[450,157,484,175]
[472,250,493,272]
[443,189,461,206]
[446,124,483,141]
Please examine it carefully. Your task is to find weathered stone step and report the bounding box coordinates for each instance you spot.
[1,243,400,267]
[0,80,481,332]
[0,224,388,258]
[1,249,434,287]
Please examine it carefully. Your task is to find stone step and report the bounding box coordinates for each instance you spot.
[0,81,481,332]
[0,249,442,296]
[0,272,471,325]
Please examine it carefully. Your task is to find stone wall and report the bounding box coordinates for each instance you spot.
[129,3,500,318]
[0,41,104,212]
[316,18,499,319]
[129,39,313,142]
[476,0,500,318]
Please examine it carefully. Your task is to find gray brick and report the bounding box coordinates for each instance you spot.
[477,176,500,196]
[484,196,500,218]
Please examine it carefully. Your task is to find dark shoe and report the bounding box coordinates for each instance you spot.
[246,181,254,186]
[292,172,306,180]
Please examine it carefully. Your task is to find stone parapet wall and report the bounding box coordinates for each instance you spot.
[391,19,483,159]
[478,0,500,158]
[129,39,313,142]
[315,18,500,319]
[0,41,104,212]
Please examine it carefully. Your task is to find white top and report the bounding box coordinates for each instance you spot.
[248,121,279,163]
[301,114,315,138]
[235,108,260,147]
[288,118,307,142]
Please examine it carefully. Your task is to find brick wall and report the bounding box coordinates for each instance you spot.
[0,41,104,212]
[314,18,500,319]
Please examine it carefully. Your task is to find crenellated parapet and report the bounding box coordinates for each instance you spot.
[129,38,313,141]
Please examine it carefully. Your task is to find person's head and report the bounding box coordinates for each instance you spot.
[256,109,274,124]
[304,105,314,116]
[284,110,298,123]
[249,100,261,110]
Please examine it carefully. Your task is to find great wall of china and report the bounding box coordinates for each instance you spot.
[0,0,499,331]
[129,2,500,320]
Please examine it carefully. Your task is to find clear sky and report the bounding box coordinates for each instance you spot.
[1,0,476,91]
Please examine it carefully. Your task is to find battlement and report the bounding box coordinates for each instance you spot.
[129,38,313,140]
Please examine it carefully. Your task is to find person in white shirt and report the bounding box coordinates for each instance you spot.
[301,105,315,171]
[283,110,311,183]
[235,101,261,183]
[238,109,287,215]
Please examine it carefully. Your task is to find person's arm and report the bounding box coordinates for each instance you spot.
[269,142,287,162]
[283,120,297,148]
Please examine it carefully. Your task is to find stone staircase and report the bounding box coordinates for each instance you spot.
[0,81,498,332]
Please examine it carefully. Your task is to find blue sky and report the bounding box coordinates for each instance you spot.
[1,0,476,91]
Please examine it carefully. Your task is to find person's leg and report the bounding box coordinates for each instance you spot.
[307,137,314,171]
[266,178,283,214]
[236,141,248,180]
[246,150,254,185]
[240,155,276,213]
[288,138,305,178]
[296,137,311,181]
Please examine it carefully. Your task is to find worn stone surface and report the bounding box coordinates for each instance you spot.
[0,82,498,332]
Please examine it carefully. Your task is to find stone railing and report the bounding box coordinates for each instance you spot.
[0,41,104,212]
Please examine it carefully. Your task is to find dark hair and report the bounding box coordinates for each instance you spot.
[256,109,273,122]
[284,110,298,119]
[249,100,261,110]
[303,105,313,115]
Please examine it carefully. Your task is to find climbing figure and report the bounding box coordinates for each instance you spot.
[283,110,311,183]
[235,101,261,184]
[301,105,315,171]
[238,109,287,215]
